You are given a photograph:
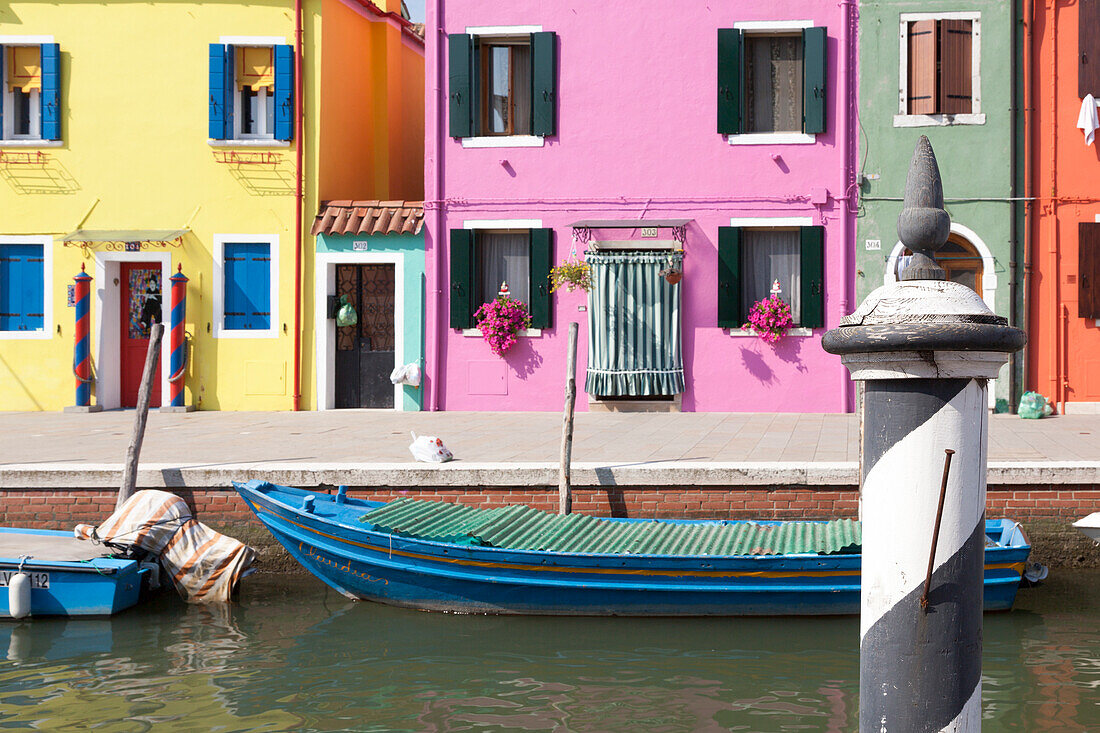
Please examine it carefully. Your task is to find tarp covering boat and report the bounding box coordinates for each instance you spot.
[75,490,254,603]
[361,498,863,556]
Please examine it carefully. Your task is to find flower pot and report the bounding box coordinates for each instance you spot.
[663,271,682,285]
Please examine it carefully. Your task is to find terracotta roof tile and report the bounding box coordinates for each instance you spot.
[311,200,423,237]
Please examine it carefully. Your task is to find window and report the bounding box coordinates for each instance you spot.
[214,235,278,338]
[0,243,45,332]
[448,30,556,143]
[717,25,826,139]
[717,224,824,329]
[209,42,293,142]
[449,226,552,329]
[1,42,60,142]
[897,13,982,125]
[481,42,531,136]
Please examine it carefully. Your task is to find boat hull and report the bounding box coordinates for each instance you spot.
[1,529,147,618]
[236,481,1031,616]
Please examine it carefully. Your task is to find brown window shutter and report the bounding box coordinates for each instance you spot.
[1080,222,1100,319]
[939,19,973,114]
[1081,0,1100,96]
[907,20,937,114]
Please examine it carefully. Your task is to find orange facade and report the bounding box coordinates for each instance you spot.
[1027,0,1100,411]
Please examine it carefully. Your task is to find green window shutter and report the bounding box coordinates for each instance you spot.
[717,29,742,135]
[717,227,742,328]
[448,34,474,138]
[531,32,557,136]
[450,229,474,328]
[802,26,826,135]
[799,225,825,328]
[528,228,553,329]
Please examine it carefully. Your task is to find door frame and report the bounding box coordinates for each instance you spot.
[315,251,404,410]
[93,252,172,410]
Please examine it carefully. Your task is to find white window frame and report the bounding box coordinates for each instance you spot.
[212,233,280,339]
[0,235,52,340]
[461,25,546,149]
[895,12,984,128]
[208,36,287,147]
[460,218,542,337]
[0,37,53,143]
[725,216,813,337]
[727,20,817,146]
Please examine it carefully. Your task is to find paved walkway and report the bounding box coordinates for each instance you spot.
[2,410,1098,466]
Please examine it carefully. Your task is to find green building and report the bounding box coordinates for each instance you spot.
[856,1,1025,409]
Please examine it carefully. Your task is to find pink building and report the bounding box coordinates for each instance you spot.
[423,1,858,413]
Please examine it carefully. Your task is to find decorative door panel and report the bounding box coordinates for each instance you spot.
[334,264,396,408]
[119,263,162,408]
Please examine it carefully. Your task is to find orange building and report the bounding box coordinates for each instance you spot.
[1026,0,1100,413]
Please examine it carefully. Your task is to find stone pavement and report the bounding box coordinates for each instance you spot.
[0,409,1097,473]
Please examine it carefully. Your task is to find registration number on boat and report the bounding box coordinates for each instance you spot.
[0,571,49,589]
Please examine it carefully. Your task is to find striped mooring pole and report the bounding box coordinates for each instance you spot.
[823,137,1026,732]
[73,264,94,408]
[166,264,192,411]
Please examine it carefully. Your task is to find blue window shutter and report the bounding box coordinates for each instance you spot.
[223,243,247,330]
[274,45,294,141]
[249,244,272,330]
[209,43,228,139]
[224,45,235,138]
[41,43,61,140]
[0,245,44,331]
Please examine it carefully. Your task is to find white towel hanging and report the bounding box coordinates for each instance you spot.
[1077,93,1099,146]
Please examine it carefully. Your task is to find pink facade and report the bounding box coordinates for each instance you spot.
[424,1,858,412]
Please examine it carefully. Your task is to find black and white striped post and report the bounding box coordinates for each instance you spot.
[823,137,1026,732]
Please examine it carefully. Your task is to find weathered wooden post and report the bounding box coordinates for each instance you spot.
[559,321,579,515]
[118,322,164,511]
[822,137,1025,732]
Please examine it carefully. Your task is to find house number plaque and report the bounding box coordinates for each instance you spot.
[640,227,658,238]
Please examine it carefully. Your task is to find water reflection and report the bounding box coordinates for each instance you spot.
[0,571,1096,732]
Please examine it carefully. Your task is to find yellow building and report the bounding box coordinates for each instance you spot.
[0,0,423,411]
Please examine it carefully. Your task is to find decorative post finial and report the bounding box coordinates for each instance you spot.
[897,135,950,281]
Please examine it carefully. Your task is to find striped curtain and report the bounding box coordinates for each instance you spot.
[585,251,684,396]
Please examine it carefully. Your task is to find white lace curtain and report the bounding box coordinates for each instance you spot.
[477,232,530,307]
[741,229,801,323]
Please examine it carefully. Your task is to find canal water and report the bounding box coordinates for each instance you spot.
[2,570,1097,732]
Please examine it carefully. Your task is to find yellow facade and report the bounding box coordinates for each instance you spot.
[0,0,423,411]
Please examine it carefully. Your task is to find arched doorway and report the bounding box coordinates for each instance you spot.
[894,234,984,294]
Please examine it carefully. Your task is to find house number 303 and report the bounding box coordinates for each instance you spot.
[640,227,658,238]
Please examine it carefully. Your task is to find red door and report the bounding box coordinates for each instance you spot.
[120,263,162,408]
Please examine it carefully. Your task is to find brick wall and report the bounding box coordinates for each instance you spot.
[3,484,1096,530]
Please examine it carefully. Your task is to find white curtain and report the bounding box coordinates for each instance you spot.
[478,232,529,307]
[741,229,801,323]
[745,35,803,133]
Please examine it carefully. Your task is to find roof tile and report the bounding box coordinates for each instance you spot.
[311,200,423,237]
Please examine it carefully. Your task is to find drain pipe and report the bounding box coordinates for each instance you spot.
[426,0,446,411]
[292,0,304,411]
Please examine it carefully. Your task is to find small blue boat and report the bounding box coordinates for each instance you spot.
[234,480,1033,616]
[1,528,150,618]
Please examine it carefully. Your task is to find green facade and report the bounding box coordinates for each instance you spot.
[857,1,1022,408]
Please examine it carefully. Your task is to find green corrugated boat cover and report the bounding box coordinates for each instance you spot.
[358,498,862,557]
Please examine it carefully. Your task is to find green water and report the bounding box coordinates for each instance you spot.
[1,571,1097,732]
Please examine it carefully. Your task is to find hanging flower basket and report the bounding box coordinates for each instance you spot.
[474,293,532,357]
[549,256,591,293]
[742,294,794,344]
[659,254,682,285]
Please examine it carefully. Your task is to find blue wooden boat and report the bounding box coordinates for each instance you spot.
[234,480,1033,616]
[1,528,150,617]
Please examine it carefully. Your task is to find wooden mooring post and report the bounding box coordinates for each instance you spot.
[117,323,164,511]
[558,322,579,515]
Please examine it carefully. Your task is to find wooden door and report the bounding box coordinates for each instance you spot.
[119,263,162,408]
[334,264,395,408]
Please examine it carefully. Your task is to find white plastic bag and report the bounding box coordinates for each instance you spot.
[409,431,453,463]
[390,362,421,387]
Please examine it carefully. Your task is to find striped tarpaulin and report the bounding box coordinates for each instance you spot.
[75,490,254,603]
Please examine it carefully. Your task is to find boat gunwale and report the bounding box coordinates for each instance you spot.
[235,481,1031,568]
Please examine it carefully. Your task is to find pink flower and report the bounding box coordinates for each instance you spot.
[474,296,533,357]
[742,294,793,345]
